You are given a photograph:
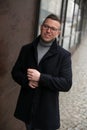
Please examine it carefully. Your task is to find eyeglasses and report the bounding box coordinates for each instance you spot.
[42,24,60,32]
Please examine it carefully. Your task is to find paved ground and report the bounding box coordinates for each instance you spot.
[59,36,87,130]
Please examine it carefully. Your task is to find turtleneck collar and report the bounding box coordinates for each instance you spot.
[39,38,54,47]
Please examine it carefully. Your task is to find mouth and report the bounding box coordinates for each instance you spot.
[44,33,51,38]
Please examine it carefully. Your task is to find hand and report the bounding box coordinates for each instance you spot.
[29,80,38,89]
[27,68,41,82]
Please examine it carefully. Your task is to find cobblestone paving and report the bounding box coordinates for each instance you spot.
[59,37,87,130]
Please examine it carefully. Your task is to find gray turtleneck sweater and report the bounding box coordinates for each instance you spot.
[37,39,53,64]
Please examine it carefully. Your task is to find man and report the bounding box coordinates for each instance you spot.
[11,14,72,130]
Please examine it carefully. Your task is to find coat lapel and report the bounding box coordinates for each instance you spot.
[32,36,40,65]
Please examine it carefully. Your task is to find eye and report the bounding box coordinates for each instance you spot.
[42,24,59,32]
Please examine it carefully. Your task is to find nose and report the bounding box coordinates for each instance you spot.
[46,27,51,32]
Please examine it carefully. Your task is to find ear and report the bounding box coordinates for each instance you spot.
[40,24,43,31]
[56,30,61,37]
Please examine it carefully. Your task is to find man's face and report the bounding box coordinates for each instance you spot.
[40,18,61,43]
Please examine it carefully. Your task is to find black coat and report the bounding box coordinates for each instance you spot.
[11,36,72,129]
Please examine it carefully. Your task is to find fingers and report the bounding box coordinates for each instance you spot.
[27,68,40,81]
[29,81,38,89]
[27,69,34,75]
[27,69,33,80]
[29,82,36,89]
[27,73,32,80]
[27,69,32,80]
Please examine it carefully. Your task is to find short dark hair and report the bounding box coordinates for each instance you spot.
[43,14,61,24]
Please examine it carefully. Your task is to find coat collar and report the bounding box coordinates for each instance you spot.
[32,35,58,53]
[32,35,59,64]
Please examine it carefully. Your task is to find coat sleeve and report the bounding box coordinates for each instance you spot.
[39,53,72,92]
[11,46,29,87]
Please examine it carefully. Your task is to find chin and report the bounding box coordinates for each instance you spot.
[41,37,53,43]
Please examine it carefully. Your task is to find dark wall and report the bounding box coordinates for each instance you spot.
[0,0,40,130]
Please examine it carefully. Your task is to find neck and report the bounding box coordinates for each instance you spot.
[40,38,54,47]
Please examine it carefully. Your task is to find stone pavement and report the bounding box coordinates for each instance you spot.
[58,37,87,130]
